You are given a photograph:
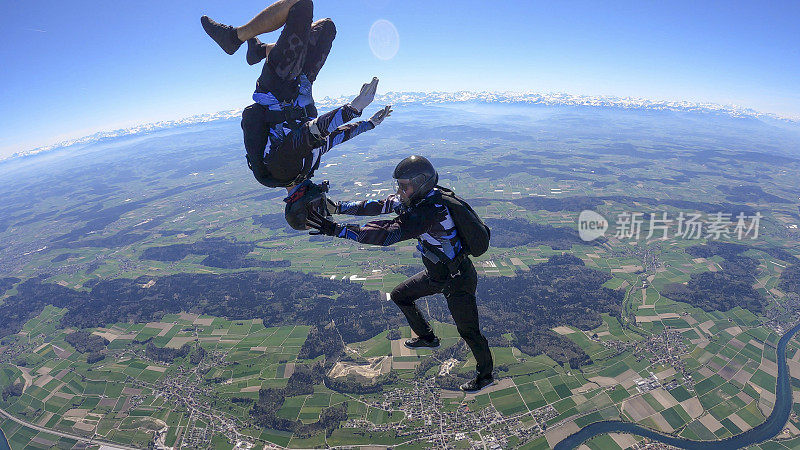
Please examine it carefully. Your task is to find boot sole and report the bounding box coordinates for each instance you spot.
[403,342,439,349]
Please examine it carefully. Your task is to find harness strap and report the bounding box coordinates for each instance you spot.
[263,104,317,125]
[283,179,330,205]
[419,240,466,277]
[283,180,312,204]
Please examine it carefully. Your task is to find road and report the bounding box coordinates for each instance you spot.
[0,405,140,450]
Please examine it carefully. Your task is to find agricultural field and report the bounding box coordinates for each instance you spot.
[2,271,799,449]
[2,103,800,448]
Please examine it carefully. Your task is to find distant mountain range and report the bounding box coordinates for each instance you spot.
[4,91,798,162]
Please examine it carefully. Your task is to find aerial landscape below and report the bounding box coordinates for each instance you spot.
[1,99,800,449]
[4,0,800,446]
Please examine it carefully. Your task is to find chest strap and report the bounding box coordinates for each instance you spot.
[263,104,317,125]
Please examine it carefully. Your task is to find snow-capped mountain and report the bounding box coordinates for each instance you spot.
[4,91,797,163]
[3,110,241,162]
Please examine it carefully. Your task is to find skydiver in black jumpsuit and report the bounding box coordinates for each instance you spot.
[307,156,495,393]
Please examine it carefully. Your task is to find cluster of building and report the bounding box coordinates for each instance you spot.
[116,346,249,449]
[632,373,661,394]
[344,378,557,449]
[438,358,459,377]
[1,330,47,365]
[601,328,692,387]
[764,299,800,333]
[180,415,212,447]
[637,330,690,377]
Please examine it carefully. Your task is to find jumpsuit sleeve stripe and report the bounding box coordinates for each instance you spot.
[321,120,375,156]
[337,195,401,216]
[335,214,432,247]
[313,104,361,138]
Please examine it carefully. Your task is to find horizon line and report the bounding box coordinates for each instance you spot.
[4,89,799,163]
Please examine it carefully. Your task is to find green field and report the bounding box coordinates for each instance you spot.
[2,106,800,449]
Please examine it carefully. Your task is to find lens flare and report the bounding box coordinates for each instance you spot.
[368,19,400,61]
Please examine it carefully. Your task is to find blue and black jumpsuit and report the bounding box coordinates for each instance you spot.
[333,189,494,379]
[240,0,375,187]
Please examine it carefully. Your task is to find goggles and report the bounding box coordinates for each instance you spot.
[393,179,414,193]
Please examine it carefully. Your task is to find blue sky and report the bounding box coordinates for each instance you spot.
[1,0,798,157]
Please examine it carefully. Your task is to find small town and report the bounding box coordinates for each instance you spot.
[344,378,558,449]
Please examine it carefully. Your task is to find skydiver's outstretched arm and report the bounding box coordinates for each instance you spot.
[335,194,403,216]
[302,77,379,139]
[303,101,392,160]
[308,210,431,247]
[260,102,389,185]
[308,201,438,247]
[307,104,366,142]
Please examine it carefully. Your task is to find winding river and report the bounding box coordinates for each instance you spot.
[555,321,800,450]
[0,325,796,450]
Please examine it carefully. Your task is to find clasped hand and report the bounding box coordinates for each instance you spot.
[306,209,338,236]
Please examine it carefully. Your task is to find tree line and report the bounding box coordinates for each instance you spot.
[249,363,348,435]
[145,342,205,364]
[779,264,800,296]
[140,237,290,269]
[4,254,630,368]
[485,218,597,250]
[65,331,109,364]
[475,254,623,367]
[663,243,766,313]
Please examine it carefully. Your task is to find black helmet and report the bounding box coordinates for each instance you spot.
[393,155,438,205]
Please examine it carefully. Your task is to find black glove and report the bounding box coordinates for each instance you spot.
[307,209,339,236]
[325,197,339,215]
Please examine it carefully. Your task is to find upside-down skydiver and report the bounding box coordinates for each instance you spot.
[201,0,392,229]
